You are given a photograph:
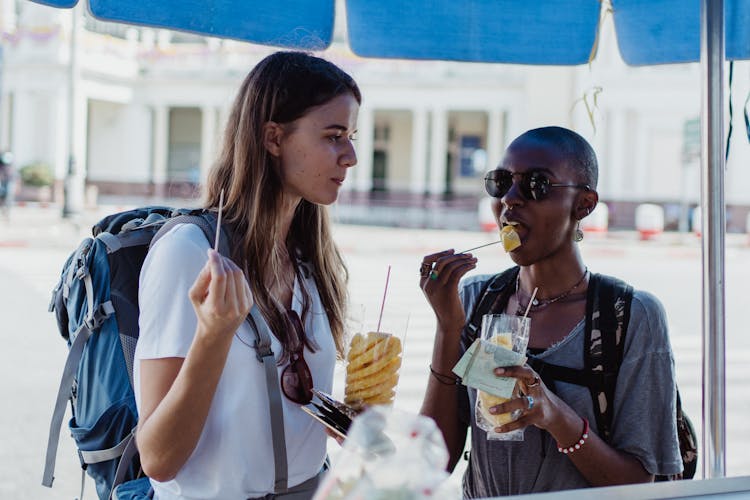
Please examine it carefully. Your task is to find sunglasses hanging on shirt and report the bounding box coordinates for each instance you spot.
[280,309,314,405]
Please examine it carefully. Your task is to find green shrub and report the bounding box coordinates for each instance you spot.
[19,162,54,187]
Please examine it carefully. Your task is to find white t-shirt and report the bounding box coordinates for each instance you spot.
[134,223,335,499]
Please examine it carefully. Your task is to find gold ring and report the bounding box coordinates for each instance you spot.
[527,376,540,388]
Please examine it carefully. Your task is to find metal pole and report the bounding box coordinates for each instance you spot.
[62,6,78,218]
[700,0,726,479]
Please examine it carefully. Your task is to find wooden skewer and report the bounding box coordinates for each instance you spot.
[214,188,224,251]
[458,240,501,254]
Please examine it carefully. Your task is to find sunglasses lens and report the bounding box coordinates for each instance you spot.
[484,170,557,201]
[485,171,513,198]
[526,172,550,200]
[281,310,314,404]
[282,356,313,404]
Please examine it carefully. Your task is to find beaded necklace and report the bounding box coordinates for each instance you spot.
[515,268,589,316]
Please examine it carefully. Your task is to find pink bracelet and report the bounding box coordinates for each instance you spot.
[557,418,589,454]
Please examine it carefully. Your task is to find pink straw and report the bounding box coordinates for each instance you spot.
[376,265,392,332]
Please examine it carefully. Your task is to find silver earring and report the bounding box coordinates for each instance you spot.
[574,221,584,242]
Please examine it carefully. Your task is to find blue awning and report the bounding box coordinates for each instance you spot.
[614,0,750,65]
[29,0,750,65]
[346,1,600,65]
[32,0,336,50]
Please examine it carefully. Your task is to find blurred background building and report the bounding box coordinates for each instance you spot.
[1,0,749,230]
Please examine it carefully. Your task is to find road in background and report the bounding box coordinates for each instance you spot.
[2,205,749,498]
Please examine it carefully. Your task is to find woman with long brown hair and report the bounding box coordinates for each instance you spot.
[134,51,360,499]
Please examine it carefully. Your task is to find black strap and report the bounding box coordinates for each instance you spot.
[464,267,519,344]
[726,61,733,162]
[464,269,633,443]
[582,274,633,441]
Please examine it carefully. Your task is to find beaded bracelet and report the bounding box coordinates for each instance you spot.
[429,365,461,385]
[557,418,589,455]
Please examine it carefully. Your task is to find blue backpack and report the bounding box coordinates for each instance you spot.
[43,207,222,500]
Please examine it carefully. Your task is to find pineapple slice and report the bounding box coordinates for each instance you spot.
[499,225,521,252]
[477,333,515,425]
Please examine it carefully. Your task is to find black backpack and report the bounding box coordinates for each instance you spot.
[465,267,697,481]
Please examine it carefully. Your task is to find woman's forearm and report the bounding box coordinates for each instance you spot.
[137,330,233,482]
[547,407,652,486]
[420,321,468,472]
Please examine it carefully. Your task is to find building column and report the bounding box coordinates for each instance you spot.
[0,0,17,33]
[0,91,10,151]
[12,90,39,173]
[604,109,626,198]
[69,93,88,210]
[200,106,217,184]
[634,113,650,195]
[409,107,428,194]
[504,108,523,149]
[428,108,448,195]
[487,109,504,170]
[218,106,230,135]
[152,105,169,196]
[354,106,373,192]
[61,5,87,215]
[49,90,67,197]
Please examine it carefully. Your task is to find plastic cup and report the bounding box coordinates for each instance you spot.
[475,313,530,440]
[343,311,408,411]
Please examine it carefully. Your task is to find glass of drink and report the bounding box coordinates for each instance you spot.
[475,313,531,441]
[343,310,408,411]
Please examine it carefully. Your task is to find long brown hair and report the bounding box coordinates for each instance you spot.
[203,51,361,362]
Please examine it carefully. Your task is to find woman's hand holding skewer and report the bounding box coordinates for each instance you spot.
[419,249,477,333]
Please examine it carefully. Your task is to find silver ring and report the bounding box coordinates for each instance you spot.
[527,376,540,388]
[526,395,535,411]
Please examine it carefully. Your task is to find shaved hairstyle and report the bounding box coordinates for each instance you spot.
[514,126,599,190]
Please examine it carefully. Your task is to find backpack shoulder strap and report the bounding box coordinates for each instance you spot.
[151,210,231,258]
[584,273,633,442]
[464,266,519,344]
[149,210,290,492]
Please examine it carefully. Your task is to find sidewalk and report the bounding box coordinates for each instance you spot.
[3,202,747,256]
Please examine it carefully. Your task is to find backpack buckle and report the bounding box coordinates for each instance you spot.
[83,316,97,331]
[255,343,274,363]
[75,265,89,281]
[76,449,88,470]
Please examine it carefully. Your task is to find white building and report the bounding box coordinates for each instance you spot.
[2,1,749,230]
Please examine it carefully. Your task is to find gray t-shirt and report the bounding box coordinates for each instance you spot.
[457,274,683,498]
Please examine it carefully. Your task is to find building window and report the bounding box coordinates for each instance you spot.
[372,123,390,192]
[167,107,202,183]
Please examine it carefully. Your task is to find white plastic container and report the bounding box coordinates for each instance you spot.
[580,203,609,236]
[635,203,664,240]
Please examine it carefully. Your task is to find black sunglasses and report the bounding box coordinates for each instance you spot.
[280,310,314,405]
[484,169,590,201]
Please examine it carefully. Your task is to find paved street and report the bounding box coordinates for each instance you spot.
[2,204,750,498]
